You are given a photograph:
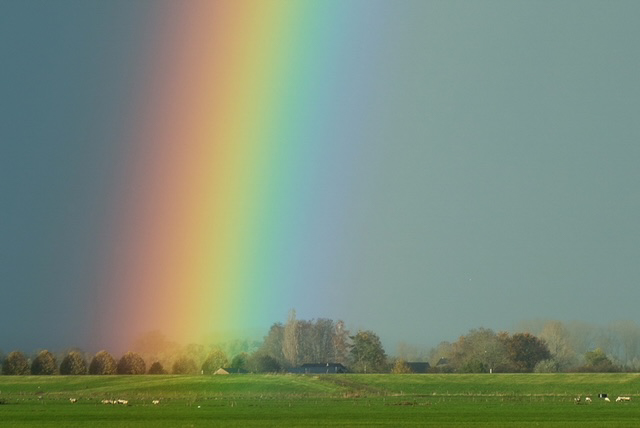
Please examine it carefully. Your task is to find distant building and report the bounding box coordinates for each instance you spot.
[436,358,449,367]
[289,363,348,374]
[405,362,430,373]
[214,367,249,375]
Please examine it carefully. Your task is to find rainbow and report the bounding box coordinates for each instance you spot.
[96,1,373,351]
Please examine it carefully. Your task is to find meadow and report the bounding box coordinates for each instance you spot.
[1,373,639,427]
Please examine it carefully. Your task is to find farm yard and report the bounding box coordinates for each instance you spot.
[0,374,639,427]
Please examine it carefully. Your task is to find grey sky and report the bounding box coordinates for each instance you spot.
[1,1,639,354]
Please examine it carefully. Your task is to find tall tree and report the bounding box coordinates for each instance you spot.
[311,318,336,363]
[230,352,249,370]
[566,321,597,359]
[449,328,509,373]
[504,333,551,372]
[201,349,229,374]
[333,320,350,365]
[349,330,387,373]
[60,351,87,375]
[183,343,207,369]
[172,356,198,374]
[2,351,30,375]
[608,321,640,367]
[260,323,285,366]
[89,350,117,375]
[539,321,576,371]
[31,350,58,375]
[116,351,146,374]
[283,309,299,367]
[249,353,281,373]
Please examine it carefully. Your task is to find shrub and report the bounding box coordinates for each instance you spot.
[577,348,620,372]
[31,350,58,375]
[250,354,281,373]
[148,361,166,374]
[2,351,30,375]
[172,356,198,374]
[89,350,117,375]
[461,360,488,373]
[117,352,146,374]
[534,359,560,373]
[60,351,88,375]
[391,359,413,374]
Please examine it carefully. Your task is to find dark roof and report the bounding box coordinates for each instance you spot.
[300,363,346,369]
[406,362,430,373]
[220,367,249,374]
[289,363,348,374]
[436,358,449,366]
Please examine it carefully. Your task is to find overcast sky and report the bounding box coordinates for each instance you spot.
[1,1,639,354]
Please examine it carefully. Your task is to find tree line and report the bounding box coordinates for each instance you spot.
[253,310,387,373]
[3,317,638,375]
[1,347,275,376]
[426,320,640,373]
[0,311,388,375]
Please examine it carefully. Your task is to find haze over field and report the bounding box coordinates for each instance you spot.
[1,1,639,354]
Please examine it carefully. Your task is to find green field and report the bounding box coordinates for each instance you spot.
[1,373,639,427]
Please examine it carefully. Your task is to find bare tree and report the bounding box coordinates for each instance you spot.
[259,322,285,366]
[283,309,299,367]
[608,321,640,367]
[539,321,576,370]
[333,320,350,365]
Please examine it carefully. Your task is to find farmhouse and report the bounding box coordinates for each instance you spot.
[214,367,249,375]
[289,363,348,374]
[436,358,449,367]
[405,362,430,373]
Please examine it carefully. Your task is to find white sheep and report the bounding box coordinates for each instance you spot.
[604,397,611,402]
[69,398,77,403]
[616,396,631,402]
[585,397,592,403]
[152,400,160,405]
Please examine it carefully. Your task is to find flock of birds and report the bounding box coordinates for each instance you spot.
[574,396,631,404]
[68,398,160,405]
[68,396,634,406]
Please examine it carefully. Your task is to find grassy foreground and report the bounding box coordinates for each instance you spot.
[1,373,639,427]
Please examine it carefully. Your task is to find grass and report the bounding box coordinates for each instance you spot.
[0,373,639,426]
